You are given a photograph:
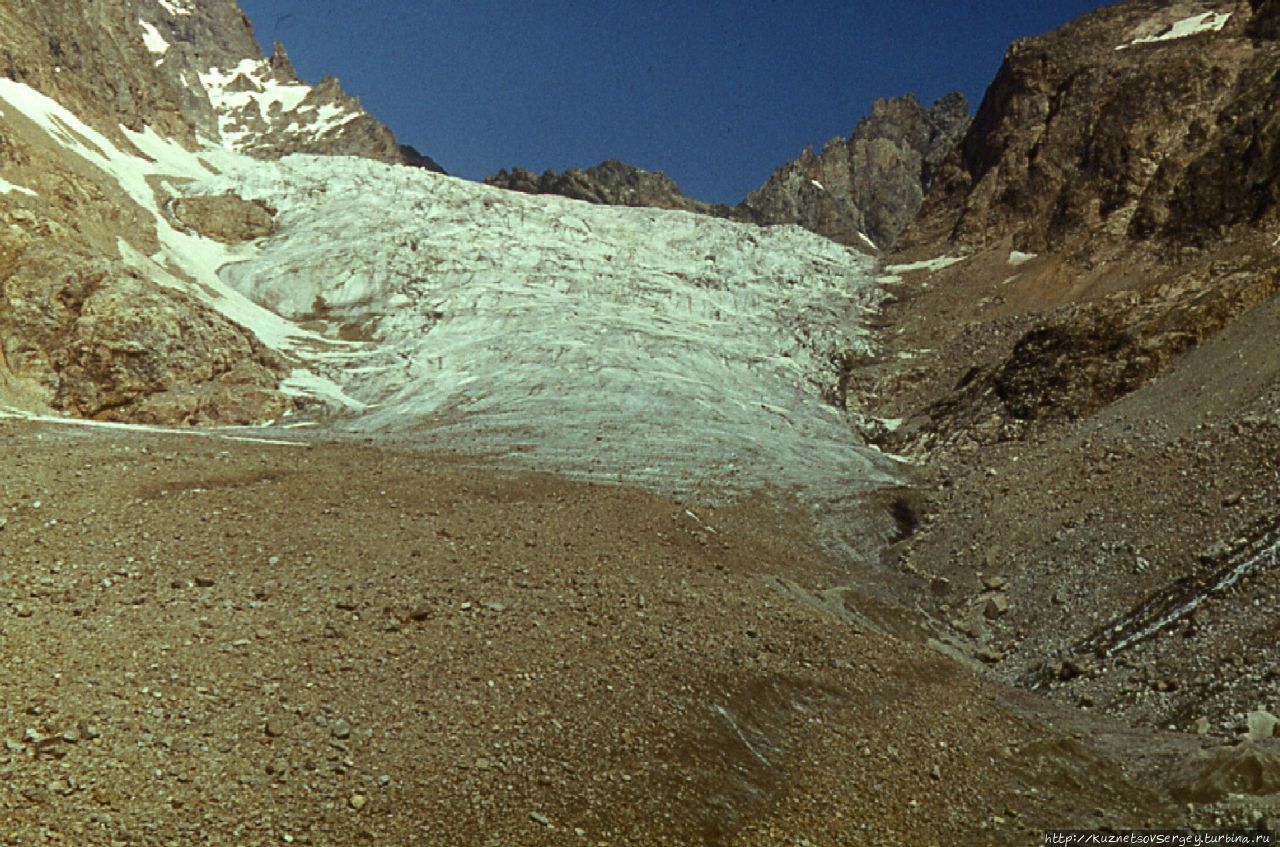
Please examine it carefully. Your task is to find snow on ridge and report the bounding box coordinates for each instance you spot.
[192,154,899,513]
[156,0,192,15]
[1008,250,1037,267]
[196,59,363,150]
[0,77,355,407]
[885,255,965,274]
[1117,11,1232,50]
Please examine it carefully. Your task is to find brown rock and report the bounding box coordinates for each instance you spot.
[172,195,275,244]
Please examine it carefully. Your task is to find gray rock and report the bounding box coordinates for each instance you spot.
[983,594,1011,619]
[1248,710,1279,742]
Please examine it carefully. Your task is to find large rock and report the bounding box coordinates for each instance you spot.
[1171,742,1280,803]
[171,194,274,244]
[741,92,970,250]
[0,237,287,425]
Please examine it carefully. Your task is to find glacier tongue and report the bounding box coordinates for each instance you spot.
[197,154,897,518]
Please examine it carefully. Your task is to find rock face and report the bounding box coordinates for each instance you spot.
[0,234,286,424]
[742,93,970,250]
[0,0,442,424]
[885,0,1280,444]
[908,0,1269,255]
[852,0,1280,747]
[485,93,971,251]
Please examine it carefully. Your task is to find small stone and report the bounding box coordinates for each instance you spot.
[983,595,1010,619]
[194,576,215,588]
[60,729,80,745]
[975,646,1004,665]
[982,576,1009,592]
[1247,709,1279,742]
[475,757,492,770]
[265,717,287,739]
[349,794,367,811]
[530,811,553,827]
[330,719,351,740]
[1195,716,1212,735]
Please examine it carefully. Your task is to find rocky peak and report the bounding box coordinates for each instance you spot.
[0,0,433,168]
[907,0,1271,256]
[742,92,971,250]
[486,92,970,252]
[485,159,733,216]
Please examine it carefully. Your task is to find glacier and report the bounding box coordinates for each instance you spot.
[196,155,900,520]
[0,69,900,556]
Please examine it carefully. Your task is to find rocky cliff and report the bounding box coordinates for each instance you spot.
[485,93,971,251]
[855,0,1280,754]
[908,0,1271,255]
[741,92,970,250]
[0,0,435,423]
[886,0,1278,442]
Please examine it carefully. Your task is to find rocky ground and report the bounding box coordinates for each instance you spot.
[0,415,1226,846]
[840,237,1280,832]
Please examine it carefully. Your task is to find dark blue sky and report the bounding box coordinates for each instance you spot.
[235,1,1112,204]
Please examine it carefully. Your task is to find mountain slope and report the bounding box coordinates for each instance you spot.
[857,0,1280,754]
[0,0,438,424]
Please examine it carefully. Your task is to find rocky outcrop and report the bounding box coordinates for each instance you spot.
[485,93,970,251]
[171,194,274,243]
[0,234,286,424]
[907,0,1269,255]
[486,159,739,217]
[742,93,970,250]
[876,0,1280,452]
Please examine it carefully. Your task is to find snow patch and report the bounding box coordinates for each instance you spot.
[156,0,192,15]
[1008,250,1037,267]
[0,176,36,197]
[196,60,363,150]
[139,20,169,60]
[885,256,965,274]
[1117,11,1232,49]
[0,407,304,447]
[810,179,825,191]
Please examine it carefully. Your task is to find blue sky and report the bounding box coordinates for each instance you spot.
[235,1,1112,204]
